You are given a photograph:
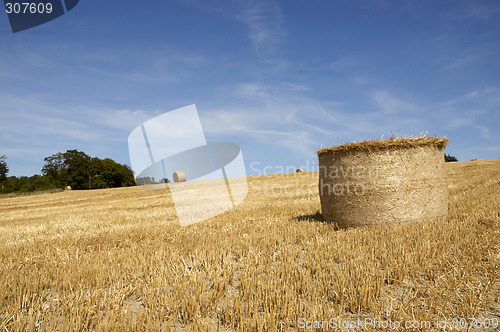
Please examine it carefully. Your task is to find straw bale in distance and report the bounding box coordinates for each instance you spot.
[64,186,71,191]
[317,136,449,228]
[296,168,304,173]
[173,171,186,183]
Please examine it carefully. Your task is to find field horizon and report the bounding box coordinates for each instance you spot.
[0,159,499,331]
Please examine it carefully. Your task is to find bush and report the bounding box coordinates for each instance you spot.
[444,154,458,162]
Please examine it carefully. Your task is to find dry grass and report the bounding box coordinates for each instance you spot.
[0,159,498,331]
[317,136,448,156]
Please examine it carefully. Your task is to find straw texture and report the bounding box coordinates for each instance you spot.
[317,136,448,228]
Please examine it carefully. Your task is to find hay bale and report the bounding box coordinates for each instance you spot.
[317,136,449,228]
[296,168,304,173]
[64,186,71,191]
[173,171,186,183]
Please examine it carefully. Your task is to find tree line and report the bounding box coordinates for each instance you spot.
[0,150,135,194]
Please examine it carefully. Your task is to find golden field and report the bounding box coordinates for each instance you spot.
[0,159,498,331]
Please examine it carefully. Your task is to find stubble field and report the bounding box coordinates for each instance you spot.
[0,159,499,331]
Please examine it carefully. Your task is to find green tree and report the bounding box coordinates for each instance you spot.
[60,150,91,190]
[88,157,104,189]
[0,155,9,191]
[87,158,135,189]
[444,154,458,162]
[101,158,120,188]
[88,157,115,189]
[115,163,135,187]
[41,152,64,187]
[42,150,135,190]
[42,150,90,189]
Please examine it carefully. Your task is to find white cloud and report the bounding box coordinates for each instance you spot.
[477,145,500,152]
[444,87,500,106]
[442,52,477,71]
[91,108,160,132]
[450,3,500,21]
[202,108,317,156]
[475,125,490,139]
[427,87,500,140]
[205,83,442,155]
[201,81,328,155]
[235,1,285,54]
[329,57,356,71]
[373,90,420,114]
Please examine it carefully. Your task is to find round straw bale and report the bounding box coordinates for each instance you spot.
[316,136,449,228]
[173,171,186,183]
[64,186,71,191]
[296,168,304,173]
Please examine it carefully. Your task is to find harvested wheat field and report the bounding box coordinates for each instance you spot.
[0,159,499,331]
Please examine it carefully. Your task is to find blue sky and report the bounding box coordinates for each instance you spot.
[1,0,499,177]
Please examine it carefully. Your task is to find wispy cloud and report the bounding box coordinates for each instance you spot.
[202,108,317,156]
[447,2,500,21]
[436,87,500,139]
[76,48,210,83]
[441,51,478,71]
[1,97,100,143]
[373,90,420,114]
[201,81,328,155]
[92,109,160,131]
[370,87,499,141]
[203,83,425,155]
[329,57,356,72]
[0,40,211,86]
[236,81,311,99]
[235,1,285,54]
